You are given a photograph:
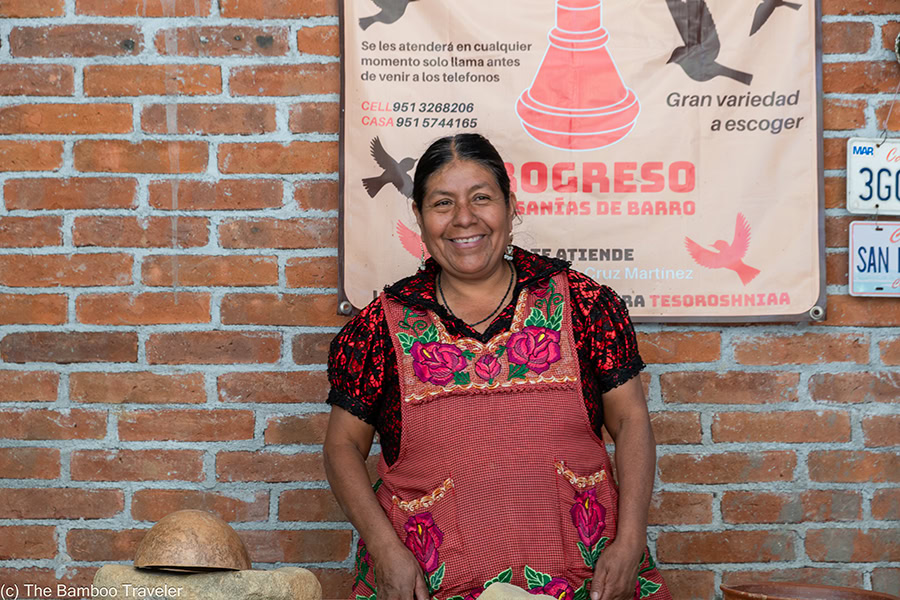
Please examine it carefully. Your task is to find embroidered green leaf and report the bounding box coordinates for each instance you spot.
[573,578,591,600]
[548,304,563,331]
[372,478,382,493]
[462,350,476,360]
[447,596,465,600]
[639,577,662,598]
[524,307,548,328]
[508,363,529,380]
[484,567,513,588]
[419,324,438,343]
[524,565,552,590]
[428,562,446,594]
[495,345,506,357]
[397,332,416,354]
[355,594,376,600]
[453,371,471,385]
[590,537,610,565]
[577,541,593,568]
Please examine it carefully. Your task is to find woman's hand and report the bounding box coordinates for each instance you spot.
[371,541,430,600]
[590,540,643,600]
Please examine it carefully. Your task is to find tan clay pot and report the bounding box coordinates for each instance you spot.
[721,582,900,600]
[134,509,251,572]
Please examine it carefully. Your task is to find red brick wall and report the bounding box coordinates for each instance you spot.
[0,1,897,599]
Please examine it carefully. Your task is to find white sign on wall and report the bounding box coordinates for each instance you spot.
[847,138,900,216]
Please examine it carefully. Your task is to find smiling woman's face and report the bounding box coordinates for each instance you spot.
[414,159,514,283]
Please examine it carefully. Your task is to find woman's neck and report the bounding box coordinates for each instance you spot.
[438,260,512,303]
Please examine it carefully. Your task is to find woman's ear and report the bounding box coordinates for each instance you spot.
[412,200,424,232]
[508,192,518,228]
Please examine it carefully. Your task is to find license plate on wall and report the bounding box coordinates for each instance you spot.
[847,138,900,216]
[849,221,900,297]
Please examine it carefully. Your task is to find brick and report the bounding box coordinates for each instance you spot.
[71,449,204,481]
[74,140,207,173]
[85,64,221,96]
[289,102,339,133]
[658,531,795,564]
[143,255,278,287]
[76,292,210,325]
[220,217,337,249]
[824,137,847,170]
[5,178,137,210]
[809,372,900,403]
[0,293,67,328]
[0,447,59,479]
[872,489,899,521]
[822,22,874,54]
[76,0,211,16]
[824,176,844,210]
[292,333,333,364]
[119,409,254,441]
[0,140,63,171]
[73,216,208,249]
[219,142,338,174]
[0,254,132,287]
[658,451,796,484]
[0,65,74,96]
[0,332,137,364]
[142,104,276,135]
[822,98,866,130]
[722,491,861,524]
[0,526,56,559]
[863,415,900,447]
[286,257,338,289]
[823,295,900,327]
[132,489,268,522]
[279,489,346,522]
[147,331,280,364]
[824,62,900,94]
[149,179,282,210]
[808,451,899,483]
[217,451,324,482]
[0,0,64,16]
[309,569,355,600]
[264,412,329,444]
[0,409,106,440]
[722,568,863,589]
[0,216,61,247]
[0,371,58,402]
[70,372,206,405]
[0,488,123,519]
[220,0,336,18]
[218,371,329,403]
[712,410,851,443]
[884,338,900,365]
[66,529,144,561]
[873,569,900,596]
[875,100,900,132]
[155,26,289,56]
[648,492,712,525]
[239,529,351,563]
[826,252,848,285]
[221,293,346,327]
[823,0,898,14]
[294,179,338,211]
[10,25,141,57]
[806,528,899,562]
[230,63,339,96]
[649,411,701,444]
[883,21,900,51]
[297,25,339,56]
[0,103,131,135]
[657,570,714,600]
[825,214,853,249]
[661,371,799,404]
[636,332,719,363]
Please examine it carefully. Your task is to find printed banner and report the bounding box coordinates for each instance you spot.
[339,0,824,319]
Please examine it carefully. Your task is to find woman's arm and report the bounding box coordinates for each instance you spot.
[324,405,429,600]
[590,377,656,600]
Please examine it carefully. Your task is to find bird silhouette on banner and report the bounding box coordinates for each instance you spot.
[397,220,429,260]
[750,0,802,36]
[359,0,419,31]
[685,213,761,286]
[362,137,416,199]
[665,0,753,86]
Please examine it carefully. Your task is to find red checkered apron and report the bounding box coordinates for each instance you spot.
[350,273,670,600]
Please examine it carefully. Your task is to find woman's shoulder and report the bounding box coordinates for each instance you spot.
[330,296,388,352]
[564,267,629,318]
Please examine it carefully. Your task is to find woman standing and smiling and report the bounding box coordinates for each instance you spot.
[324,134,670,600]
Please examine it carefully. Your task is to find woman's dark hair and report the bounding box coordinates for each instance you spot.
[412,133,511,211]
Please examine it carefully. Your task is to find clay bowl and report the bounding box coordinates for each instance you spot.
[134,509,251,572]
[721,582,900,600]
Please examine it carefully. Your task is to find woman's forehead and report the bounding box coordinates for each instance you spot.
[425,159,500,195]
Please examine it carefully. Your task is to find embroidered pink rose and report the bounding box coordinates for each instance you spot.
[635,578,642,599]
[570,489,606,548]
[410,341,467,385]
[507,326,561,374]
[531,279,550,298]
[474,354,501,383]
[464,586,484,600]
[529,578,574,600]
[403,512,443,573]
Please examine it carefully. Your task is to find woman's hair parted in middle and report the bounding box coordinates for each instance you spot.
[412,133,512,211]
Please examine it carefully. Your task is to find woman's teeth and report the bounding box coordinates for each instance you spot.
[452,235,484,244]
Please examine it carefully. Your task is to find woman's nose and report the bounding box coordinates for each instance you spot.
[452,201,477,226]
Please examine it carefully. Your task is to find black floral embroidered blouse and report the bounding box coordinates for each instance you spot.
[327,247,645,465]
